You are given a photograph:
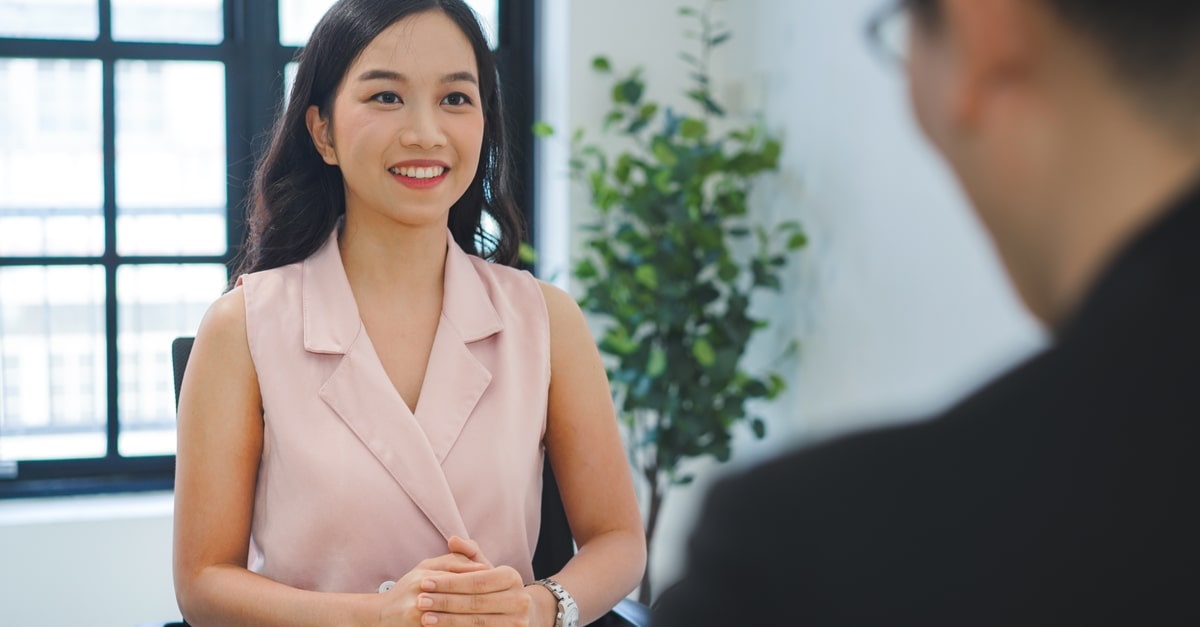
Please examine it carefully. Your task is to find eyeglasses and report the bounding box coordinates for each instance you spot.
[865,0,913,66]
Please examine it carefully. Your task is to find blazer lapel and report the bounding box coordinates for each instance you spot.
[413,234,503,462]
[302,230,471,540]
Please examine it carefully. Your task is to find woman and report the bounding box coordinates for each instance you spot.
[172,1,646,624]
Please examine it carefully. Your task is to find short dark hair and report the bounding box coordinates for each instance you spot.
[235,0,525,280]
[910,0,1200,135]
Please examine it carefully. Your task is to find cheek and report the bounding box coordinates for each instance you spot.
[907,47,944,149]
[455,115,486,172]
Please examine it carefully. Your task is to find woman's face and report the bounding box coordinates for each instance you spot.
[306,10,484,230]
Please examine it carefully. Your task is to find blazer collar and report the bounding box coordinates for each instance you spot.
[301,228,503,354]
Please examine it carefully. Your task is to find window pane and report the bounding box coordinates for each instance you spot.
[0,58,104,256]
[279,0,336,47]
[279,0,497,47]
[0,0,99,40]
[117,263,226,457]
[283,61,298,109]
[0,265,106,462]
[116,61,227,256]
[112,0,224,44]
[466,0,498,49]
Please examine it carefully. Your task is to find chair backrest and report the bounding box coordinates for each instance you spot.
[169,337,575,579]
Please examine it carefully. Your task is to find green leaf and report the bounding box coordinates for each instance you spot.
[709,32,732,47]
[767,374,787,399]
[717,261,738,282]
[614,154,633,183]
[744,379,769,397]
[635,264,659,289]
[652,168,674,193]
[575,258,598,280]
[687,89,726,117]
[532,121,554,138]
[751,418,766,438]
[692,338,716,367]
[702,95,726,117]
[518,242,538,264]
[787,231,808,250]
[651,138,679,167]
[762,139,783,167]
[592,56,612,73]
[678,6,698,16]
[600,326,640,356]
[646,347,667,378]
[613,77,645,106]
[603,110,624,130]
[680,118,707,140]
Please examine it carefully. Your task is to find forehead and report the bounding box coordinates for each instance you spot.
[348,10,478,79]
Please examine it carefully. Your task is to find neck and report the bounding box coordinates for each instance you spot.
[338,212,449,300]
[1011,99,1200,329]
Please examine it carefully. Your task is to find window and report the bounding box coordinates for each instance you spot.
[0,0,534,497]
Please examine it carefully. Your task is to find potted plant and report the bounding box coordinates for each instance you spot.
[540,1,806,603]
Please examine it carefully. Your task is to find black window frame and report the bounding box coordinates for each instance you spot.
[0,0,537,499]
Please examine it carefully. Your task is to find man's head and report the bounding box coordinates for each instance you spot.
[907,0,1200,136]
[899,0,1200,325]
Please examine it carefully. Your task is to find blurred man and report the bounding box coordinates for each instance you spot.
[654,0,1200,624]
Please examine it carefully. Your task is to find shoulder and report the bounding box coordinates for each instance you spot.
[464,256,546,306]
[186,286,257,391]
[198,286,247,343]
[537,281,583,325]
[237,259,303,293]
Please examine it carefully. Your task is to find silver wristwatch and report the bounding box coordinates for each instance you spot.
[533,578,579,627]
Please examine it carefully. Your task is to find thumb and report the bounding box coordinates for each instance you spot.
[448,535,493,567]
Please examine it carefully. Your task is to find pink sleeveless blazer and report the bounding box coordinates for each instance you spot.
[237,229,549,593]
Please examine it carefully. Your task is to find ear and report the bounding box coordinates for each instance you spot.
[305,104,339,166]
[939,0,1041,130]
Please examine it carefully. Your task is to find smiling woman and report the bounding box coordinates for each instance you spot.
[0,0,530,502]
[172,1,645,626]
[303,12,487,236]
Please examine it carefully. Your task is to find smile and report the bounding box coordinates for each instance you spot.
[388,165,447,179]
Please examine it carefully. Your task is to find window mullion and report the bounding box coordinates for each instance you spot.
[102,51,120,456]
[98,0,113,44]
[101,26,120,459]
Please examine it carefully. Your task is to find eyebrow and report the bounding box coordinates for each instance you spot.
[356,69,478,85]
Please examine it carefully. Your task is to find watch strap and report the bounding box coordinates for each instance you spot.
[532,578,578,627]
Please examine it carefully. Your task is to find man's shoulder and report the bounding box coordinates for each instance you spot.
[704,348,1070,532]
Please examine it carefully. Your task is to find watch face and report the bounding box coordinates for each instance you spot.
[564,604,580,626]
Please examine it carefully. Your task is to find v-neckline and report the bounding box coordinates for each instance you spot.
[357,312,445,419]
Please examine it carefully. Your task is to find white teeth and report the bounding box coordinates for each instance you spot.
[391,166,446,179]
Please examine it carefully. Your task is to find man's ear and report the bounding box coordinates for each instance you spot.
[305,104,338,166]
[940,0,1040,130]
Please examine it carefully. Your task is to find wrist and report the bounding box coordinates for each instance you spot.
[358,591,386,627]
[526,582,560,627]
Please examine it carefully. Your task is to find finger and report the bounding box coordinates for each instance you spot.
[447,535,492,567]
[416,553,492,575]
[421,566,523,595]
[420,611,523,626]
[417,589,530,615]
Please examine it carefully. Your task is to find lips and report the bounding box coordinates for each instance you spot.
[387,160,450,189]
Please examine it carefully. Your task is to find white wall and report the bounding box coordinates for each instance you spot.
[551,0,1047,596]
[0,492,179,626]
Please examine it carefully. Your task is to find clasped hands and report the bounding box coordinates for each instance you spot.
[376,535,549,627]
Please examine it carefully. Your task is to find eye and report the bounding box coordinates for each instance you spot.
[442,92,473,106]
[371,92,402,105]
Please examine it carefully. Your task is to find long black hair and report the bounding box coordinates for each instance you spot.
[234,0,525,279]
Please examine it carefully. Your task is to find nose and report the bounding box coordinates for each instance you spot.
[399,103,446,150]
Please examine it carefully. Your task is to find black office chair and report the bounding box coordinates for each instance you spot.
[164,337,650,627]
